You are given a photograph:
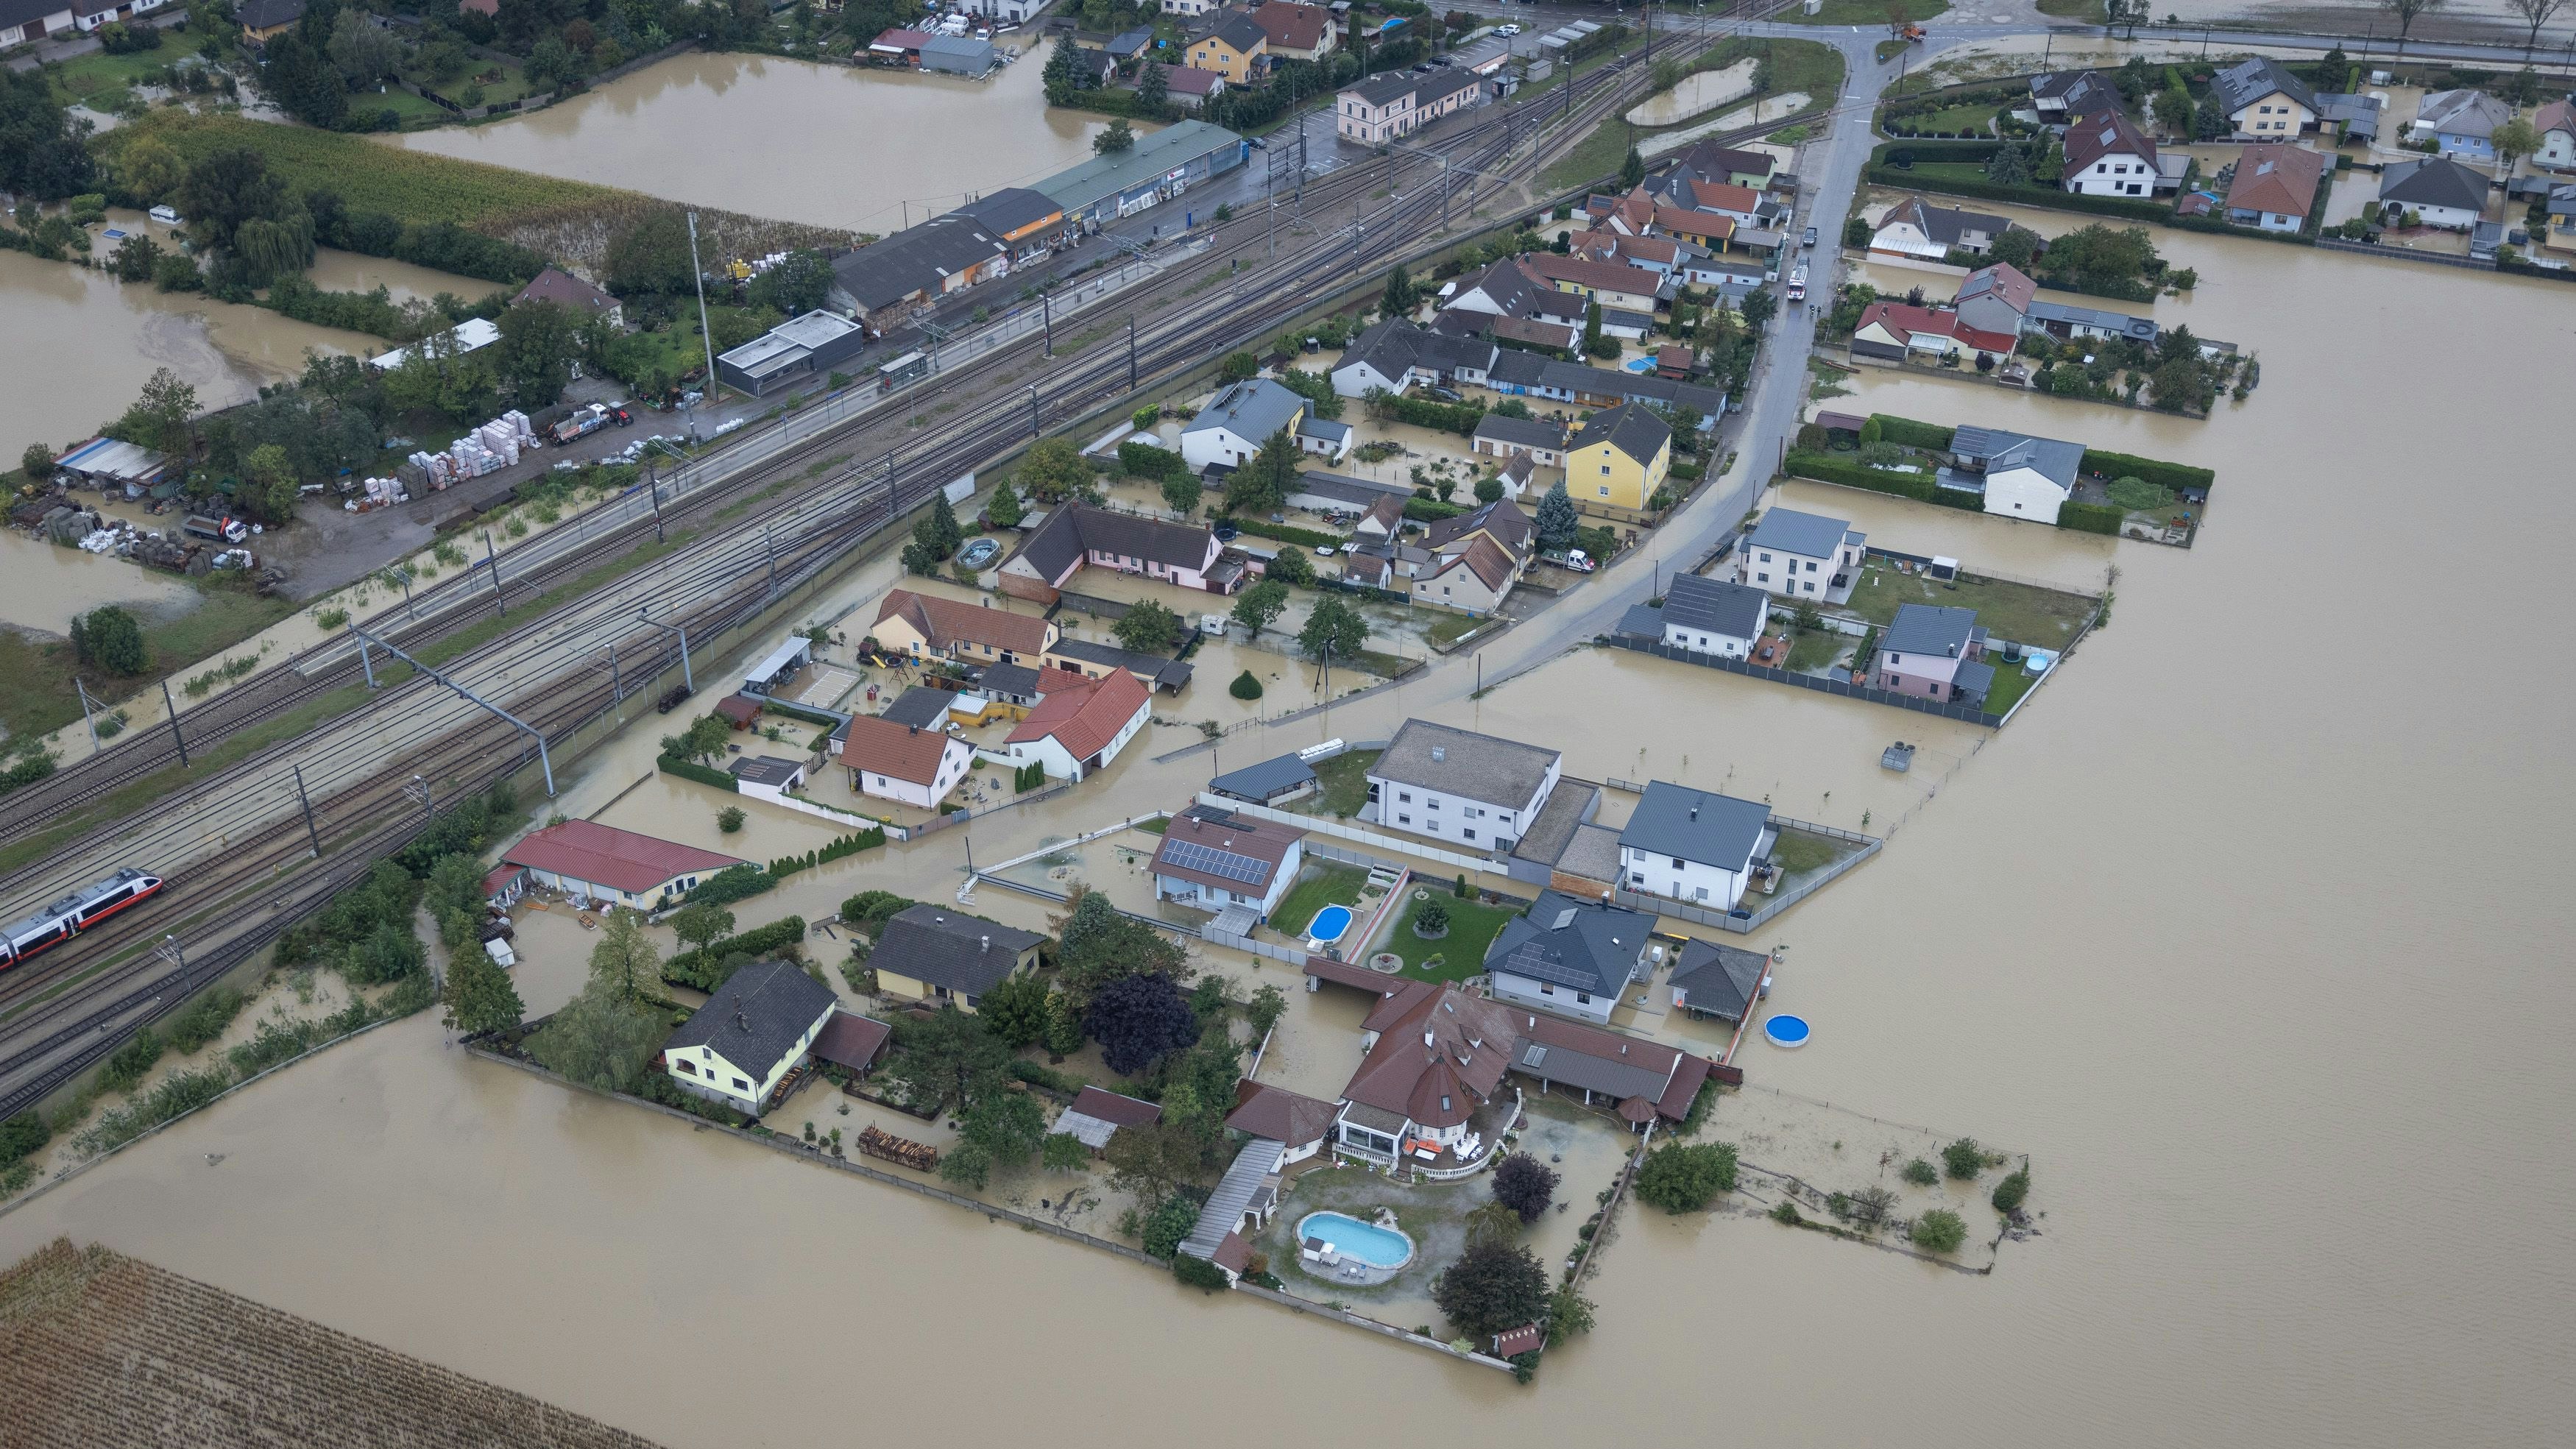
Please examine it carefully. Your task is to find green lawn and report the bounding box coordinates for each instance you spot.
[1789,0,1946,24]
[1426,612,1485,648]
[1299,748,1381,818]
[47,49,182,106]
[1981,655,2041,716]
[0,578,296,746]
[1784,628,1843,672]
[1540,116,1635,194]
[1883,160,1991,188]
[1381,892,1521,985]
[1841,559,2096,651]
[1909,102,1999,134]
[2035,0,2105,17]
[1268,862,1370,942]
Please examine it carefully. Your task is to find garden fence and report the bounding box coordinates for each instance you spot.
[1602,634,2005,727]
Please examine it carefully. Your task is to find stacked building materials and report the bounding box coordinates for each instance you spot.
[503,410,535,445]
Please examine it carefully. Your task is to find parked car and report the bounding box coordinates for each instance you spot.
[1801,225,1819,249]
[1498,23,1522,35]
[1314,544,1337,556]
[1426,386,1464,403]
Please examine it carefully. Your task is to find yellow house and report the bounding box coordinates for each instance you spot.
[659,960,838,1118]
[868,904,1047,1012]
[869,587,1058,666]
[1565,405,1673,511]
[1189,14,1269,83]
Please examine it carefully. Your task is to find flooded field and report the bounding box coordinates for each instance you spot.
[384,49,1133,238]
[3,200,2572,1448]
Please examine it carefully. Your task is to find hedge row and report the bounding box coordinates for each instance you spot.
[760,698,841,727]
[1118,438,1186,481]
[1864,166,2173,224]
[2081,448,2215,495]
[1870,414,1956,450]
[1403,497,1467,522]
[2058,502,2124,535]
[684,862,776,910]
[1785,450,1936,500]
[664,915,809,993]
[1228,517,1340,550]
[1875,139,2005,164]
[658,753,737,792]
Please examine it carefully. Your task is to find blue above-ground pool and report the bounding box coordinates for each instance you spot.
[1765,1014,1812,1049]
[1307,904,1354,943]
[1300,1211,1415,1269]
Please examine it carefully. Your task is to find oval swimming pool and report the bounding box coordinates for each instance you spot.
[1298,1211,1415,1269]
[1306,904,1354,943]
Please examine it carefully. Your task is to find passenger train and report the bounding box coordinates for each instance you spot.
[0,868,166,969]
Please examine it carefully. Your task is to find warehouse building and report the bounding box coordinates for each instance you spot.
[500,821,745,910]
[1033,119,1248,230]
[715,310,869,395]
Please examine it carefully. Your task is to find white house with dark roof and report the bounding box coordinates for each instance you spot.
[1471,413,1568,467]
[1000,504,1240,601]
[1183,378,1307,470]
[1441,257,1549,318]
[1658,573,1772,658]
[2379,155,2491,231]
[1617,781,1773,913]
[1869,195,2011,261]
[1150,804,1307,921]
[1483,890,1653,1024]
[1329,317,1421,397]
[1945,425,2084,525]
[2028,69,2120,123]
[1738,507,1863,604]
[1366,719,1562,852]
[2062,109,2161,197]
[661,960,840,1117]
[2536,98,2576,170]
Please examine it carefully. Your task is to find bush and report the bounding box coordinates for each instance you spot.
[1118,437,1186,481]
[1992,1168,2030,1214]
[162,987,248,1054]
[656,752,737,791]
[1229,670,1263,700]
[1141,1191,1200,1258]
[97,1028,166,1094]
[1493,1153,1558,1223]
[716,805,747,833]
[0,1111,53,1172]
[1901,1157,1939,1186]
[1911,1208,1969,1254]
[687,862,776,910]
[1413,899,1451,935]
[1172,1253,1233,1291]
[2057,502,2123,535]
[1942,1136,1984,1180]
[1632,1141,1738,1213]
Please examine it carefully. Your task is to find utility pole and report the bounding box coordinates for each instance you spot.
[482,531,506,620]
[291,763,321,858]
[1027,383,1041,438]
[395,564,417,621]
[1127,316,1139,392]
[645,458,665,543]
[685,210,721,416]
[408,773,434,823]
[637,608,693,692]
[1041,288,1053,357]
[74,676,100,753]
[157,934,185,983]
[159,678,188,768]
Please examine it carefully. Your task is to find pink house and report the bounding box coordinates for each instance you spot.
[999,504,1244,602]
[1873,603,1992,704]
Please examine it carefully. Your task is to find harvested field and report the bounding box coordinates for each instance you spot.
[92,114,855,272]
[0,1239,665,1448]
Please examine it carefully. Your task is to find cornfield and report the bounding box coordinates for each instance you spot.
[0,1239,669,1448]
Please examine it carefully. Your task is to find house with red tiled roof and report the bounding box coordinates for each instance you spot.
[840,713,973,809]
[1651,207,1734,251]
[1952,261,2037,337]
[509,266,623,330]
[1250,0,1334,60]
[1333,982,1524,1167]
[1001,667,1151,782]
[1150,804,1307,921]
[1525,252,1661,314]
[869,587,1057,665]
[1850,301,2016,363]
[2223,143,2324,233]
[500,821,744,910]
[1228,1080,1342,1165]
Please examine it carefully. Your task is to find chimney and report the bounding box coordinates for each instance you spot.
[1599,891,1611,909]
[1689,804,1699,821]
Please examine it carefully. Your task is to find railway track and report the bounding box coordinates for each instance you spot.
[0,34,1685,1117]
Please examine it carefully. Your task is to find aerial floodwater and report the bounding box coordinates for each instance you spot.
[384,49,1138,237]
[3,93,2572,1449]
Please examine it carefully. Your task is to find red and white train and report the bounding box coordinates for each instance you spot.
[0,868,165,969]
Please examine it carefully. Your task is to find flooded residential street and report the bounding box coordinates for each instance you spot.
[1,207,2571,1448]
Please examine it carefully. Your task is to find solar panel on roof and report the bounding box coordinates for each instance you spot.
[1160,840,1270,885]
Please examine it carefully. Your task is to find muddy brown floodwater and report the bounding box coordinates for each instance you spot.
[1,226,2571,1447]
[384,49,1139,237]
